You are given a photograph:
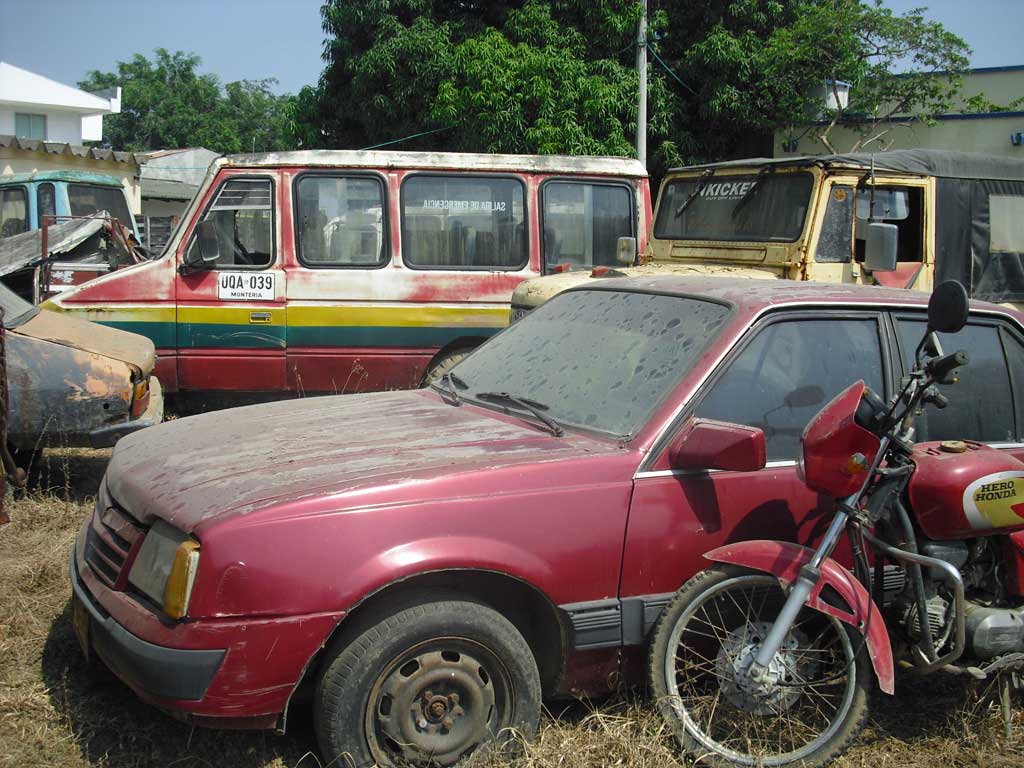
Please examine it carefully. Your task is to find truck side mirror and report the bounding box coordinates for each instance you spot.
[863,221,898,272]
[181,220,221,273]
[616,236,637,266]
[668,418,767,473]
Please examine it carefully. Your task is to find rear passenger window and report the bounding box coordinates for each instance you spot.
[896,319,1017,443]
[541,181,633,271]
[696,318,884,460]
[187,178,274,269]
[296,175,386,267]
[401,175,526,269]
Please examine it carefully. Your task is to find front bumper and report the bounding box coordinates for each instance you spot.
[70,520,344,725]
[89,376,164,448]
[70,549,224,700]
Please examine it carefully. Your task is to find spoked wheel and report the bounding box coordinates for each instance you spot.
[649,566,871,768]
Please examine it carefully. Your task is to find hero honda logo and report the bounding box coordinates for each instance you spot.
[962,470,1024,530]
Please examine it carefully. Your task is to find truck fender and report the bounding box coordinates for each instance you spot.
[705,539,895,695]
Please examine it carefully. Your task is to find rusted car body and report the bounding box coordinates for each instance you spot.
[69,276,1024,765]
[2,283,163,450]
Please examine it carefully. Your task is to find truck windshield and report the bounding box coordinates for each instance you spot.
[446,288,731,438]
[68,183,134,229]
[653,171,813,243]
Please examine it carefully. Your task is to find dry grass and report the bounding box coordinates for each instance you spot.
[0,449,1021,768]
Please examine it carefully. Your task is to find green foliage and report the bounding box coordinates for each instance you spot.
[78,49,298,153]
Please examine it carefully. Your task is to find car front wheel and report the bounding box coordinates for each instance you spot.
[314,597,541,767]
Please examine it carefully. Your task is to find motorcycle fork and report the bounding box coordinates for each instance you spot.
[748,500,854,684]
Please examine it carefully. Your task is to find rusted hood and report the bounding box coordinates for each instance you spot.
[16,309,157,373]
[511,261,781,307]
[105,391,621,534]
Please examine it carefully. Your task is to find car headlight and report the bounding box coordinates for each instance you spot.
[128,520,200,619]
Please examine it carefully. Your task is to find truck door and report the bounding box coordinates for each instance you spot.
[175,174,287,394]
[811,179,930,290]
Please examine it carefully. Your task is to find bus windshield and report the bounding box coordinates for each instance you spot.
[653,171,813,243]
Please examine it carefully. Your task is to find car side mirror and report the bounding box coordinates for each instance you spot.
[668,418,767,473]
[863,222,897,272]
[182,220,221,273]
[616,236,637,266]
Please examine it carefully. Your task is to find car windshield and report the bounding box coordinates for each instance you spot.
[653,171,813,243]
[0,280,38,328]
[446,289,731,437]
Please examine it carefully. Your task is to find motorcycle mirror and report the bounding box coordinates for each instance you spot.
[927,280,969,334]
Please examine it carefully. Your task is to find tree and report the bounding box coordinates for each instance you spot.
[78,49,298,153]
[763,0,980,152]
[301,1,982,171]
[305,1,670,160]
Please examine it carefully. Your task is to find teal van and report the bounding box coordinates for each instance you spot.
[0,170,139,240]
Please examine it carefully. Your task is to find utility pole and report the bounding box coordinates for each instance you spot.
[636,0,647,167]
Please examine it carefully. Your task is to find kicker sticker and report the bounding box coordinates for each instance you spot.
[962,471,1024,530]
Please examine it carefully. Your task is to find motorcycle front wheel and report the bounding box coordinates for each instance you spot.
[649,565,872,768]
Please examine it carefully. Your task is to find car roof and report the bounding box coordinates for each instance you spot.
[568,274,1019,320]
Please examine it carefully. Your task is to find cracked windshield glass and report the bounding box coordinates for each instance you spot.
[447,289,730,437]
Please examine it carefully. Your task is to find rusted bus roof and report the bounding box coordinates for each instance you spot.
[0,135,144,165]
[219,150,648,177]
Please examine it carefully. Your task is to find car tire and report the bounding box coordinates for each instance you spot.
[314,597,541,768]
[421,349,470,386]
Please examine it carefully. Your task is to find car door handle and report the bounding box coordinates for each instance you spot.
[249,312,272,324]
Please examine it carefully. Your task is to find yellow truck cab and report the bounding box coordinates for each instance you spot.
[511,149,1024,318]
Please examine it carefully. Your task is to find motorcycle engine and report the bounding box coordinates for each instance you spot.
[894,537,1024,660]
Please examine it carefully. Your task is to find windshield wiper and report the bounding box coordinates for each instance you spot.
[675,167,716,218]
[731,166,774,219]
[436,372,467,405]
[473,392,565,437]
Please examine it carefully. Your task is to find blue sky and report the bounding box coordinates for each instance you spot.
[0,0,1021,96]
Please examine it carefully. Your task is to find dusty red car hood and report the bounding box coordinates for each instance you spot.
[105,390,621,533]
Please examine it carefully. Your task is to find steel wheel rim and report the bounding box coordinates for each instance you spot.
[662,573,858,766]
[365,636,515,766]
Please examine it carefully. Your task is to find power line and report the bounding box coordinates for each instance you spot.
[646,42,698,96]
[360,125,454,151]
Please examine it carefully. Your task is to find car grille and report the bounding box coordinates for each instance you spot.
[84,486,143,589]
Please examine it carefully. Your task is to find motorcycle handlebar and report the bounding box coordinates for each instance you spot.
[925,349,969,383]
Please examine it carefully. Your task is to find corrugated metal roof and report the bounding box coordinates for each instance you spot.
[0,134,143,165]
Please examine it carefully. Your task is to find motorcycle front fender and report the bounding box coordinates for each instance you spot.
[705,539,895,695]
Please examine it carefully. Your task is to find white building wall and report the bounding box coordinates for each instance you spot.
[0,107,84,143]
[775,67,1024,160]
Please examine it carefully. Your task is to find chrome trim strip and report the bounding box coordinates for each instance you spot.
[635,459,796,480]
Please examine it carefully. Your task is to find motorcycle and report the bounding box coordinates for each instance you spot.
[649,281,1024,767]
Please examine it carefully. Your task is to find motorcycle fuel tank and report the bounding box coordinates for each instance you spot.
[910,440,1024,540]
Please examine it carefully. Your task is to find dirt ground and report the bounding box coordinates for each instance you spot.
[0,449,1021,768]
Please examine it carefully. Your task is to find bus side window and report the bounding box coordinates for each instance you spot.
[855,186,924,262]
